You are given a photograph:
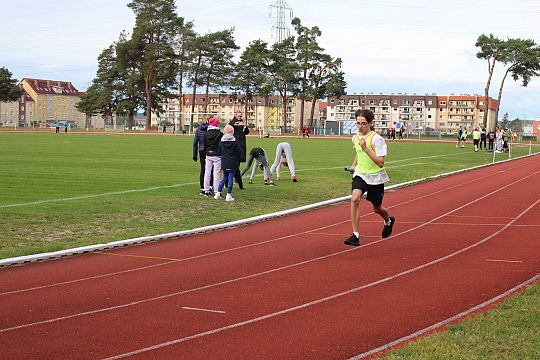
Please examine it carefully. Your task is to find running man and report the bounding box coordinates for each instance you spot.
[344,109,395,246]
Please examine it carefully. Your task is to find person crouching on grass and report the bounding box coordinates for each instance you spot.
[344,109,395,247]
[214,125,241,202]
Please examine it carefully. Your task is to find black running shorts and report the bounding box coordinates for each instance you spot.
[352,176,384,207]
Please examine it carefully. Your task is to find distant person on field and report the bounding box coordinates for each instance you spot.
[460,128,468,148]
[203,117,223,196]
[214,125,241,202]
[64,122,69,133]
[488,128,495,151]
[55,121,60,133]
[456,126,463,148]
[344,109,395,247]
[480,126,487,150]
[241,147,274,186]
[495,126,503,153]
[270,142,298,182]
[502,128,509,152]
[472,128,480,152]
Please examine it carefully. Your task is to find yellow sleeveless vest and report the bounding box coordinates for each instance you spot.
[353,131,384,174]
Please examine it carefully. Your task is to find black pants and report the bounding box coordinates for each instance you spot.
[198,150,206,190]
[488,139,494,151]
[233,166,244,189]
[480,137,487,149]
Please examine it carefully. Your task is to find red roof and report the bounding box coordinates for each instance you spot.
[22,78,85,96]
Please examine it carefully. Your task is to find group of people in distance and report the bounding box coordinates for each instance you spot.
[192,111,297,202]
[193,108,395,246]
[386,122,404,141]
[456,125,510,153]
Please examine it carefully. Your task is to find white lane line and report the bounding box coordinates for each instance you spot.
[3,174,535,339]
[0,151,468,209]
[182,307,226,314]
[485,259,523,264]
[0,165,492,297]
[1,162,532,296]
[349,273,540,359]
[103,198,540,360]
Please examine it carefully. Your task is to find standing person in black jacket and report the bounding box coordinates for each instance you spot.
[193,118,210,195]
[229,111,249,189]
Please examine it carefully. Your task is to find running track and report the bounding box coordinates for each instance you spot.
[1,155,539,359]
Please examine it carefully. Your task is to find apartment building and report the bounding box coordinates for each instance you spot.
[436,95,498,132]
[0,99,20,126]
[327,93,497,134]
[19,78,86,127]
[154,94,318,131]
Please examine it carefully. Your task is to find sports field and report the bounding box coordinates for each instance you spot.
[0,132,537,258]
[1,132,539,359]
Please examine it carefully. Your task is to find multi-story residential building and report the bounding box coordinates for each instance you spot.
[0,99,21,127]
[154,94,319,132]
[326,93,497,135]
[436,95,498,132]
[19,78,86,128]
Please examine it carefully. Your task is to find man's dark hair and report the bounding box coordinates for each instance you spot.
[355,109,374,122]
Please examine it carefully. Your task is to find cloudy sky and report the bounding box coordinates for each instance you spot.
[2,0,539,118]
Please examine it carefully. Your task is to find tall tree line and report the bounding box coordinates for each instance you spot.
[475,34,540,129]
[77,0,346,132]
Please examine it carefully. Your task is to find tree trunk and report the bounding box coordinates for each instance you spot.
[204,58,215,114]
[483,56,497,129]
[495,68,511,130]
[300,67,307,130]
[190,51,203,131]
[145,74,152,131]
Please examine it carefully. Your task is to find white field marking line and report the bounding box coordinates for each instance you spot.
[103,198,540,360]
[446,214,515,220]
[0,182,198,209]
[349,272,540,360]
[0,151,465,209]
[181,307,226,314]
[3,175,537,335]
[485,259,523,263]
[0,161,522,296]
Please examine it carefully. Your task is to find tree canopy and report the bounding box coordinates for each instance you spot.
[0,67,24,102]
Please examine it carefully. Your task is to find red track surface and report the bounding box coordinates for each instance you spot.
[1,156,539,359]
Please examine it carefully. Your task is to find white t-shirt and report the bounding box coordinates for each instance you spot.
[351,132,390,185]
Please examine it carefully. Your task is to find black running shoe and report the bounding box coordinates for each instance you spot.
[382,216,395,238]
[344,234,360,246]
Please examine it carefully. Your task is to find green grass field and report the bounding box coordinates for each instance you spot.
[1,132,536,258]
[0,132,538,358]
